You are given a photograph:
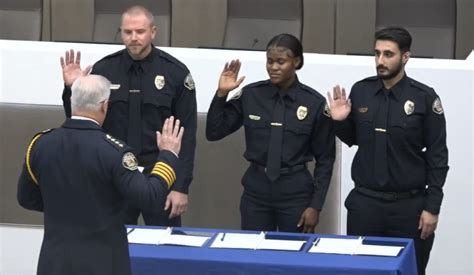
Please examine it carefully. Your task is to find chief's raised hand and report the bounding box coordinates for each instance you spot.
[156,116,184,156]
[60,49,92,86]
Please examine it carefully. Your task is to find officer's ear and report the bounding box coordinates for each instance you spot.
[402,51,410,65]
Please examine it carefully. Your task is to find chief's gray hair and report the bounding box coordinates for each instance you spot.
[71,75,111,114]
[122,5,155,26]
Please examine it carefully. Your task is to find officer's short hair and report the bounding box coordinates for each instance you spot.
[266,33,304,70]
[375,26,412,53]
[71,75,111,114]
[122,5,155,27]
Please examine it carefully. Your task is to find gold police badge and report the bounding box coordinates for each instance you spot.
[297,106,308,120]
[154,75,165,90]
[432,97,444,114]
[404,100,415,115]
[122,152,138,171]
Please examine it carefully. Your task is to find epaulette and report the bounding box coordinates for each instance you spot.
[26,129,54,185]
[158,49,188,73]
[244,80,269,89]
[104,134,127,151]
[354,75,379,85]
[408,78,434,94]
[95,49,124,64]
[299,83,324,99]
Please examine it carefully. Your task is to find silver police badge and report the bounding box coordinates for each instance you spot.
[184,73,195,91]
[122,152,138,171]
[297,106,308,120]
[432,97,444,114]
[154,75,165,90]
[404,100,415,115]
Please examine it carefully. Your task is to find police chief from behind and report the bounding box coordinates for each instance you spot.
[17,75,184,275]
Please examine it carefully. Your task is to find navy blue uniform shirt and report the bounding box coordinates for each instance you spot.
[62,47,196,193]
[334,75,449,214]
[206,78,335,209]
[17,118,180,275]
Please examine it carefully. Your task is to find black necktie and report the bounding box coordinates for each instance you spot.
[127,63,142,155]
[374,91,389,186]
[266,92,285,181]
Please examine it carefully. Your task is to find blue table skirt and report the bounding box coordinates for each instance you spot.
[129,226,417,275]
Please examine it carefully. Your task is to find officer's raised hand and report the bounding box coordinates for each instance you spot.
[60,49,92,87]
[156,116,184,156]
[217,59,246,98]
[327,85,351,121]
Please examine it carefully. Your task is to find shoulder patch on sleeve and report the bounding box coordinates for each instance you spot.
[104,134,126,150]
[323,102,331,117]
[122,152,138,171]
[432,97,444,115]
[226,88,242,102]
[184,73,195,91]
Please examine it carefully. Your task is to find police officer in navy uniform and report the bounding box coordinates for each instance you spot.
[17,75,184,275]
[328,27,449,275]
[206,34,335,233]
[60,5,196,226]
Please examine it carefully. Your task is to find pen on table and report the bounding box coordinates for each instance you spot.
[221,233,226,241]
[313,237,321,246]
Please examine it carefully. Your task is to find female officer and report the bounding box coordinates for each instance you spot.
[206,34,335,233]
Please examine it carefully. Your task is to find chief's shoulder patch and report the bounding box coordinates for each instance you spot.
[104,134,126,150]
[122,152,138,171]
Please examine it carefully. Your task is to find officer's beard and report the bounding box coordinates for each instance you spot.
[376,58,404,80]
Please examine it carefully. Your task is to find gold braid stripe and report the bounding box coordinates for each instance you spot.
[151,162,176,189]
[156,162,176,182]
[152,165,172,183]
[26,134,42,185]
[153,171,172,189]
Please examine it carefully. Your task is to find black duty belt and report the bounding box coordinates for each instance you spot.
[355,186,424,201]
[250,163,306,175]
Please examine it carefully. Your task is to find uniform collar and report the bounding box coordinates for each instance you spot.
[122,45,158,74]
[373,74,408,101]
[62,118,103,131]
[267,75,299,101]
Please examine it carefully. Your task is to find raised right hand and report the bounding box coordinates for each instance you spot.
[60,49,92,87]
[217,59,246,97]
[156,116,184,156]
[327,85,352,121]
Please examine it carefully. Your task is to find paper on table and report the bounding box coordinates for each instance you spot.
[159,234,210,247]
[257,239,306,251]
[356,244,404,257]
[308,237,403,257]
[211,232,305,251]
[309,237,362,255]
[211,232,264,249]
[127,228,171,245]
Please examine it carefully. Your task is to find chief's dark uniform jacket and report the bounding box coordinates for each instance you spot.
[206,78,335,209]
[334,75,449,214]
[17,119,179,275]
[62,47,196,193]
